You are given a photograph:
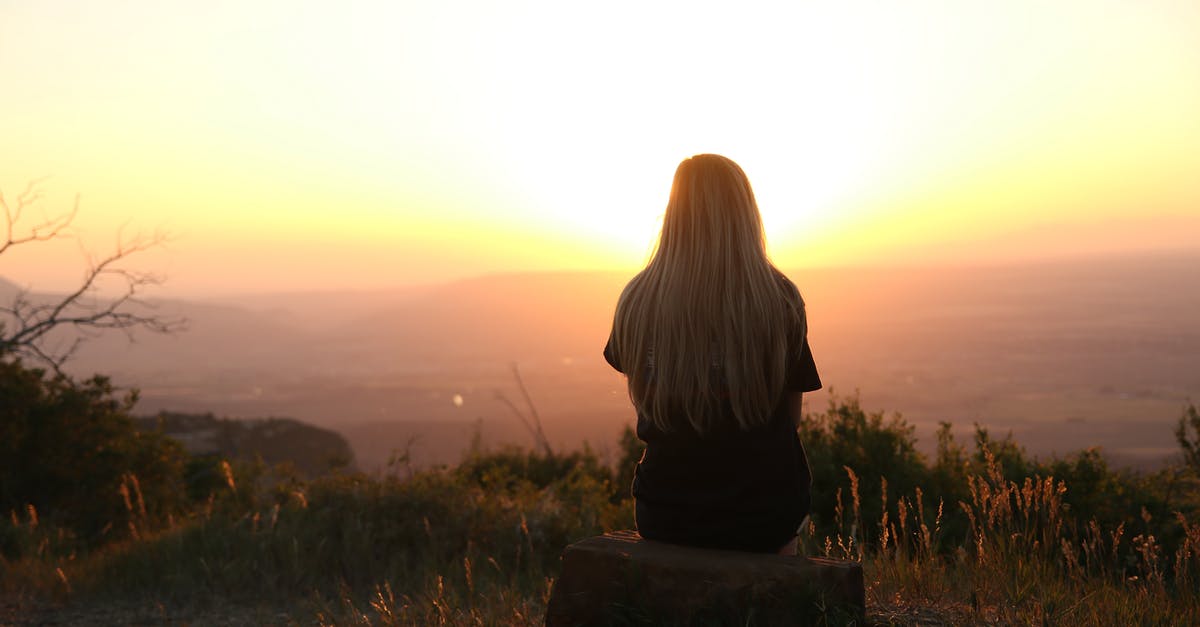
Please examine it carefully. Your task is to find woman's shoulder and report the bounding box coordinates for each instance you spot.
[771,269,805,308]
[616,270,653,303]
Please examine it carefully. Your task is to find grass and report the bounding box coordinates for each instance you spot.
[5,406,1200,625]
[813,453,1200,625]
[2,451,630,625]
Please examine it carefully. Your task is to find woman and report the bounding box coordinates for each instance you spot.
[604,154,821,554]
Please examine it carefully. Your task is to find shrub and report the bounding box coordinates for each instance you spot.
[799,394,929,543]
[0,356,187,555]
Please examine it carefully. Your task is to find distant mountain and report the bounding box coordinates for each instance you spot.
[0,275,18,298]
[5,249,1200,470]
[136,412,355,476]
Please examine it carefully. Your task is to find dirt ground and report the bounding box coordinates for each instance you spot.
[0,597,301,626]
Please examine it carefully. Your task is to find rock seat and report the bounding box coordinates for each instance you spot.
[545,530,864,626]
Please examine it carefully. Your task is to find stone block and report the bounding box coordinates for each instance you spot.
[545,530,864,626]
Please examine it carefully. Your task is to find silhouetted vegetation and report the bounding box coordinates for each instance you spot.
[0,355,187,556]
[800,396,1200,554]
[4,352,1200,623]
[0,181,183,373]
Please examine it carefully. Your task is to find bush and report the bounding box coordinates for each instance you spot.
[799,394,929,542]
[0,356,187,555]
[5,388,1200,624]
[455,445,612,494]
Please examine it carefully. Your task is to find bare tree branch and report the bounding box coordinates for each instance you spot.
[0,182,186,375]
[0,178,77,257]
[494,363,553,456]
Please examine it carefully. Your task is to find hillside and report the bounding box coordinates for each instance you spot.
[134,412,356,476]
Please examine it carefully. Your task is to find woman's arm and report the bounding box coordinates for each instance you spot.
[789,392,805,429]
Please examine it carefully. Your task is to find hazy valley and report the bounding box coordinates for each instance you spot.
[7,250,1198,472]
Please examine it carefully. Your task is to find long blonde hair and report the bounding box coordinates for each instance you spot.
[611,154,804,434]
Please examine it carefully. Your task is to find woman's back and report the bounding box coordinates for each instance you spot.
[605,154,821,553]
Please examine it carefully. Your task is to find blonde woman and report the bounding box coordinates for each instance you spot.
[605,154,821,554]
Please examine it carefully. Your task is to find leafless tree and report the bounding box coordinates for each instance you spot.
[0,180,185,373]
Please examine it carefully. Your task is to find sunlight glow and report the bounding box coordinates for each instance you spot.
[1,0,1197,293]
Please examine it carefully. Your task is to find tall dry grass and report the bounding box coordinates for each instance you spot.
[804,451,1200,624]
[6,406,1200,625]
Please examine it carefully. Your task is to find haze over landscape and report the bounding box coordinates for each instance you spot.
[5,250,1198,473]
[3,1,1199,471]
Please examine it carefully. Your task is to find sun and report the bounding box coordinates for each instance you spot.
[490,129,885,268]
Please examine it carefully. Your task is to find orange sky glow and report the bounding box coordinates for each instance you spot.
[2,0,1198,296]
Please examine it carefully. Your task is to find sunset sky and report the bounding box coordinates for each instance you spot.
[2,0,1198,296]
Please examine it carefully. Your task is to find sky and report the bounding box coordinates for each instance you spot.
[1,0,1198,296]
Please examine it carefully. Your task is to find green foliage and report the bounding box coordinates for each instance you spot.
[797,395,1198,562]
[799,394,928,542]
[972,424,1033,480]
[5,379,1200,624]
[1039,448,1135,528]
[455,444,612,494]
[929,421,970,506]
[183,454,235,502]
[0,356,187,554]
[71,445,632,611]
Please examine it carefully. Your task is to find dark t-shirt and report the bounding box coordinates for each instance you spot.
[603,317,821,553]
